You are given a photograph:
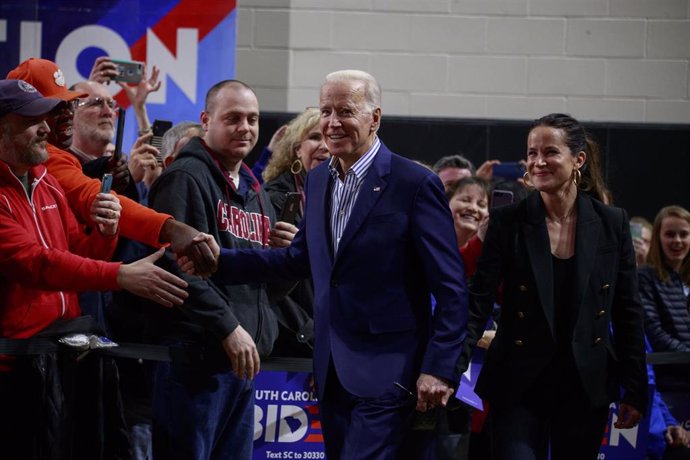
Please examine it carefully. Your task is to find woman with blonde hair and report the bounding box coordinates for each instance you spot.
[263,108,329,218]
[262,108,329,357]
[639,205,690,395]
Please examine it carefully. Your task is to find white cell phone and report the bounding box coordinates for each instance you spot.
[630,222,643,239]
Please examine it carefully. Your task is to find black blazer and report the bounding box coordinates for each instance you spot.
[463,190,648,412]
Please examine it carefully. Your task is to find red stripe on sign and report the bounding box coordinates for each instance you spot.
[311,421,321,429]
[305,434,324,443]
[117,0,237,107]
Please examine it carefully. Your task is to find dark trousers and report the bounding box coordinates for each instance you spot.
[0,352,130,460]
[488,360,609,460]
[152,358,254,460]
[319,363,433,460]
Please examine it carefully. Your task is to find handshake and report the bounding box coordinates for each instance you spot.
[174,221,299,276]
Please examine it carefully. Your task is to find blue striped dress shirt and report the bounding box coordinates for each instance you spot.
[328,137,381,255]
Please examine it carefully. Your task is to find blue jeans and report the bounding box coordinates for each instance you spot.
[130,423,152,460]
[152,357,254,460]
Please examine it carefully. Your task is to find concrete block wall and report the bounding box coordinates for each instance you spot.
[236,0,690,123]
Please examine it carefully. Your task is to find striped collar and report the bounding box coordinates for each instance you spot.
[328,136,381,182]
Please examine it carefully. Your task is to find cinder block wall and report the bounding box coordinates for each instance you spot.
[237,0,690,123]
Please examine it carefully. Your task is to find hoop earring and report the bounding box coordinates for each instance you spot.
[522,171,533,188]
[573,168,582,187]
[290,159,303,175]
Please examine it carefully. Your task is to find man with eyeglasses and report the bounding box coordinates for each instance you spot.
[65,80,136,195]
[7,58,218,277]
[70,82,119,160]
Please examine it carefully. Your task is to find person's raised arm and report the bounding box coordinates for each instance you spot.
[117,64,161,134]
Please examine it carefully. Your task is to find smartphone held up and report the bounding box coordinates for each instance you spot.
[491,189,514,209]
[111,59,144,83]
[492,162,525,181]
[149,120,173,164]
[100,173,113,194]
[279,192,302,225]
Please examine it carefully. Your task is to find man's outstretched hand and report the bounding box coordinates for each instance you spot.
[161,219,219,277]
[117,248,188,307]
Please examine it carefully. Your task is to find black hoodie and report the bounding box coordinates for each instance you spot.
[148,137,278,358]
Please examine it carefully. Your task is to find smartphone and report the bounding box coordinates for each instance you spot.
[491,189,514,209]
[111,59,144,83]
[279,192,302,224]
[113,107,125,162]
[100,173,113,193]
[150,120,173,163]
[492,162,524,180]
[630,222,643,239]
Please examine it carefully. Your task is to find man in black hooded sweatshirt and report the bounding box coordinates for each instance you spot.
[148,80,293,459]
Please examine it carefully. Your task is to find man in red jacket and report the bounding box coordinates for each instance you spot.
[7,58,218,276]
[0,78,190,458]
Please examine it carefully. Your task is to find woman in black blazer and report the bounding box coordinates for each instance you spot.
[461,114,648,460]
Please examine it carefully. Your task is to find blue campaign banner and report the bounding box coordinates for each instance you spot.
[456,348,484,411]
[0,0,237,153]
[597,388,653,460]
[254,371,326,460]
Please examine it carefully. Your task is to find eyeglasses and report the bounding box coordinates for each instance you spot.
[77,97,118,111]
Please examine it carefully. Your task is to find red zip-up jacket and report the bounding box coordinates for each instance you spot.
[45,143,171,247]
[0,161,121,339]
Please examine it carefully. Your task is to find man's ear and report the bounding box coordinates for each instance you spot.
[370,107,382,133]
[200,111,209,132]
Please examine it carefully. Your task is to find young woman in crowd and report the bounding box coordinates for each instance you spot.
[447,176,490,251]
[639,206,690,390]
[460,113,647,460]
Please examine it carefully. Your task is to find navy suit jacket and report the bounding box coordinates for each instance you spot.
[215,142,468,400]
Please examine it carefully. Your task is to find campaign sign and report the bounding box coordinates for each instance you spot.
[456,348,484,411]
[254,371,326,460]
[0,0,237,152]
[597,399,650,460]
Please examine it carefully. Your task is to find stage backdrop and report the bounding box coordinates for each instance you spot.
[0,0,237,152]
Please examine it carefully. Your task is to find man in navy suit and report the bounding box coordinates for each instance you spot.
[194,70,468,459]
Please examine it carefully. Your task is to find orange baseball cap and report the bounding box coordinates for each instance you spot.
[7,58,87,102]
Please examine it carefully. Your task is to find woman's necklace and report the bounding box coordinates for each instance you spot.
[546,206,575,224]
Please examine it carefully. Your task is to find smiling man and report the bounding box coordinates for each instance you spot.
[7,58,218,279]
[203,70,469,459]
[0,79,192,459]
[147,80,284,460]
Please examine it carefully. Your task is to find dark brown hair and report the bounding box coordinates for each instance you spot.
[530,113,611,204]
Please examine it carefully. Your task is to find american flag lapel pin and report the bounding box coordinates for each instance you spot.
[373,186,381,192]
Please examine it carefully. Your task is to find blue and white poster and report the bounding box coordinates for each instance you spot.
[254,371,326,459]
[597,400,650,460]
[0,0,237,150]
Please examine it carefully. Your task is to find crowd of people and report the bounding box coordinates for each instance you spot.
[0,56,688,460]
